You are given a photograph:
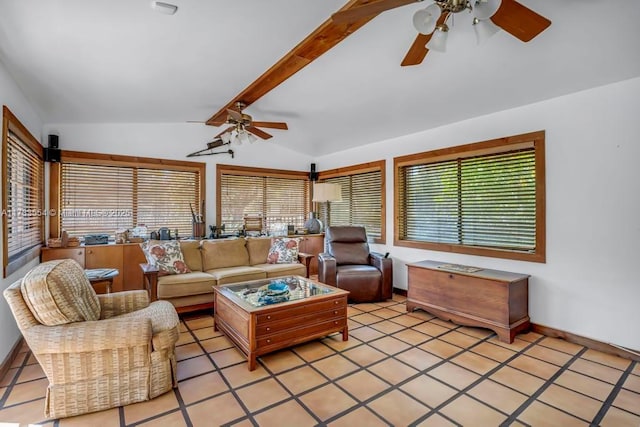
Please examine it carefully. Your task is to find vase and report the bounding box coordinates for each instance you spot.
[303,212,322,234]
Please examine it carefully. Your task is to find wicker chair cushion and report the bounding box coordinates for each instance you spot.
[20,259,100,326]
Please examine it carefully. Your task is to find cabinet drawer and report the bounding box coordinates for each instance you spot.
[256,297,346,324]
[257,317,347,349]
[256,307,347,336]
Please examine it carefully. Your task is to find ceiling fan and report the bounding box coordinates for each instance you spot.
[331,0,551,66]
[213,101,288,142]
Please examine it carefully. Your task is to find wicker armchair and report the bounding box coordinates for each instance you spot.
[3,259,180,419]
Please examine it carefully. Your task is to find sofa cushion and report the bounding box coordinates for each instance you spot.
[157,272,216,299]
[255,263,306,278]
[201,239,249,270]
[267,237,301,264]
[20,259,100,326]
[179,240,202,272]
[141,240,191,276]
[246,237,271,265]
[204,266,266,285]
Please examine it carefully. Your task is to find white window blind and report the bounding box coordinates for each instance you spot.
[398,149,536,252]
[320,169,382,241]
[61,162,201,239]
[6,131,44,259]
[219,172,309,233]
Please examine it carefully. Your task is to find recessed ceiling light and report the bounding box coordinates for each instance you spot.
[151,1,178,15]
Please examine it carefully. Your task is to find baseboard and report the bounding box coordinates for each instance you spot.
[393,287,407,297]
[531,323,640,362]
[0,337,24,380]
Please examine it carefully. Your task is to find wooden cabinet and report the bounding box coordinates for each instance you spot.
[85,246,124,293]
[41,248,86,268]
[122,244,148,291]
[297,234,324,276]
[407,260,530,343]
[41,243,146,293]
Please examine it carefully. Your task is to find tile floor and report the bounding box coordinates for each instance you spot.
[0,294,638,426]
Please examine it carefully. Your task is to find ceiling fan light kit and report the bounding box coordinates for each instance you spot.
[413,0,502,51]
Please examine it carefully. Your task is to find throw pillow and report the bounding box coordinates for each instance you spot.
[267,237,300,264]
[141,240,191,276]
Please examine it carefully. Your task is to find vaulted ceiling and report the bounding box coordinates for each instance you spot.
[1,0,639,156]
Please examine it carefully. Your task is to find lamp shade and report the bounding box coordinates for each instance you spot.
[426,25,449,52]
[312,183,342,202]
[473,17,500,44]
[473,0,501,20]
[412,3,441,35]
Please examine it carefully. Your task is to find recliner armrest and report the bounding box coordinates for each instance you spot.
[317,252,337,287]
[369,252,393,300]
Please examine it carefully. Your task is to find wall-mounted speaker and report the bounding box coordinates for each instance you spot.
[48,134,59,148]
[309,163,319,181]
[44,147,61,163]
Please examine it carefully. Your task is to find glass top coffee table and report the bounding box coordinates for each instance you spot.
[213,276,349,371]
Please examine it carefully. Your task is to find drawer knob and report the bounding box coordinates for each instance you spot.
[267,315,271,320]
[334,310,338,315]
[266,327,271,331]
[266,339,271,344]
[449,274,454,279]
[334,321,338,325]
[334,301,339,305]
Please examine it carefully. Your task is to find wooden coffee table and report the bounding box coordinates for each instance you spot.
[213,276,349,370]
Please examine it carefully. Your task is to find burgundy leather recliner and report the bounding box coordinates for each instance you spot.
[318,226,393,302]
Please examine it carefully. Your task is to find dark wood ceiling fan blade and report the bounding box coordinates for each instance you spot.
[251,121,288,130]
[331,0,417,24]
[401,33,432,66]
[490,0,551,42]
[215,126,235,138]
[246,126,273,140]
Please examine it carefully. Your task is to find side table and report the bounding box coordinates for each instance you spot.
[85,268,119,294]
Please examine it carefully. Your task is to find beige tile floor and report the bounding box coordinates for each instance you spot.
[0,294,638,426]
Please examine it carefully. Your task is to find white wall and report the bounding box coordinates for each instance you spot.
[42,122,315,226]
[316,77,640,351]
[0,60,44,362]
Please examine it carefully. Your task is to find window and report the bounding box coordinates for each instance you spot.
[217,165,309,233]
[395,131,545,262]
[51,152,205,239]
[2,106,44,277]
[318,160,386,243]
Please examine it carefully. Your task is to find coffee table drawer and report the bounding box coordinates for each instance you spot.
[257,317,347,349]
[256,297,346,324]
[256,307,347,336]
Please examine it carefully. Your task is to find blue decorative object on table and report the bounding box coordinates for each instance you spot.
[257,281,290,305]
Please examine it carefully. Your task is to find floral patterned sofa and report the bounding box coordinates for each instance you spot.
[141,237,307,313]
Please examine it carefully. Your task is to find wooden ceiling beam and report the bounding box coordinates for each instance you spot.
[205,0,382,126]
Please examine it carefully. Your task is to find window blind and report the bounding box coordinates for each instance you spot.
[6,131,44,259]
[320,169,382,240]
[398,148,536,252]
[219,172,309,233]
[60,163,200,239]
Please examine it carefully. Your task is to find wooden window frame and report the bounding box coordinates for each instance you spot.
[49,150,205,238]
[216,164,310,232]
[2,106,45,277]
[394,131,546,263]
[318,160,386,244]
